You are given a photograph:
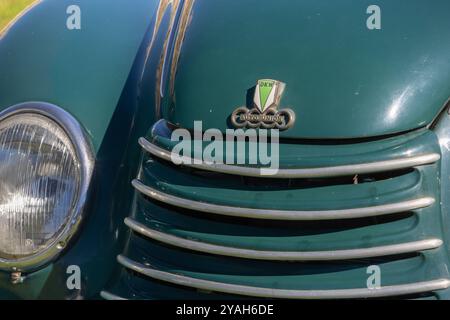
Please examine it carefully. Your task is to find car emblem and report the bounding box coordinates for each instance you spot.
[231,79,296,130]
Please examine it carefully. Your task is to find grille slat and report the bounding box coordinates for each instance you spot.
[139,137,440,179]
[100,291,126,300]
[103,124,450,300]
[133,194,424,253]
[132,179,434,220]
[117,254,450,299]
[125,217,442,261]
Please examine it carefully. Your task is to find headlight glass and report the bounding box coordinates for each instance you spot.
[0,113,81,259]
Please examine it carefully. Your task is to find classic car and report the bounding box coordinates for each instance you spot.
[1,0,450,300]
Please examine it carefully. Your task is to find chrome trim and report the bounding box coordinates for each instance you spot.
[158,0,184,98]
[139,138,440,179]
[125,218,442,261]
[100,291,127,301]
[118,255,450,299]
[0,102,95,272]
[132,180,434,220]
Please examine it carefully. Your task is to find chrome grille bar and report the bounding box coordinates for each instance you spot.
[132,180,435,220]
[139,138,440,179]
[118,255,450,299]
[100,291,127,300]
[125,218,442,261]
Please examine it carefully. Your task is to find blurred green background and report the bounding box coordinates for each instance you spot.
[0,0,35,31]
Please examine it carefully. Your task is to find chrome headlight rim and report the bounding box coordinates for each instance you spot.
[0,102,94,272]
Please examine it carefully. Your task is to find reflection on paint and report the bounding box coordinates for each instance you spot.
[387,85,413,123]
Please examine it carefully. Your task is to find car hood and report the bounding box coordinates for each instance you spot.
[163,0,450,139]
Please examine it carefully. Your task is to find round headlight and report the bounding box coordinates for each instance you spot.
[0,102,94,271]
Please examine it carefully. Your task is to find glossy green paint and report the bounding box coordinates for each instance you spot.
[164,0,450,139]
[1,0,450,300]
[431,111,450,271]
[0,0,157,151]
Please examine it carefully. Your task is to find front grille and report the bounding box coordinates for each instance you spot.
[102,123,450,300]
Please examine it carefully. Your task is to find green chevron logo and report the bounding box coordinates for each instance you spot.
[258,80,275,112]
[254,79,286,113]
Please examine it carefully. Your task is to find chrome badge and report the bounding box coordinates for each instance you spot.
[231,79,295,130]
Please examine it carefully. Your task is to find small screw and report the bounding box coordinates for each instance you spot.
[10,271,23,285]
[57,241,66,250]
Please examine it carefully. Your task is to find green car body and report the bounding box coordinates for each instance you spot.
[0,0,450,299]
